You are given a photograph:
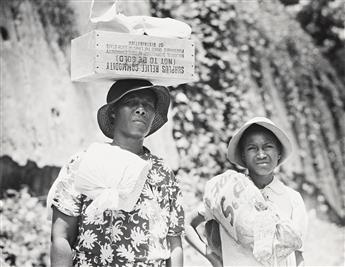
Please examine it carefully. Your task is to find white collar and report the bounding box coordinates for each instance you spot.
[261,177,286,195]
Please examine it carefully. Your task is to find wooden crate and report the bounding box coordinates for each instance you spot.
[71,30,195,86]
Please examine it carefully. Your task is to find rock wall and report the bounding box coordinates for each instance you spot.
[1,0,102,167]
[0,0,179,192]
[242,1,345,218]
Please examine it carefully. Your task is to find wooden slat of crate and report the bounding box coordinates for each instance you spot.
[71,30,195,86]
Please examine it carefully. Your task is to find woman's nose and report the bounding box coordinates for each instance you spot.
[257,149,267,159]
[135,104,146,115]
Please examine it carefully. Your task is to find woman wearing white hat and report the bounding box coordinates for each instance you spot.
[185,117,308,267]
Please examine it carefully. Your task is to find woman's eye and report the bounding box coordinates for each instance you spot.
[145,103,155,110]
[123,99,137,106]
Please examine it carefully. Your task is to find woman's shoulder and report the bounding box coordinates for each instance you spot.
[282,183,305,206]
[283,184,302,197]
[207,169,245,183]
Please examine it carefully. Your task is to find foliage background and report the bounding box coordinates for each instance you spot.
[150,0,345,221]
[1,0,344,266]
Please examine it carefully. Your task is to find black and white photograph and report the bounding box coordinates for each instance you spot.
[1,0,344,266]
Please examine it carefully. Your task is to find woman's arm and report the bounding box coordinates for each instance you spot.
[166,235,183,267]
[185,210,222,267]
[291,191,308,267]
[50,206,79,267]
[295,250,304,266]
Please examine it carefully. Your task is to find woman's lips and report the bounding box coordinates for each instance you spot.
[256,162,269,166]
[133,119,147,125]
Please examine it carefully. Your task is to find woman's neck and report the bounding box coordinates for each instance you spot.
[250,173,274,189]
[111,136,144,156]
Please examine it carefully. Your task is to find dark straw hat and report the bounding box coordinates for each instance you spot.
[97,79,170,138]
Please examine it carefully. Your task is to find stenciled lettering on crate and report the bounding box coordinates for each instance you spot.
[71,31,195,86]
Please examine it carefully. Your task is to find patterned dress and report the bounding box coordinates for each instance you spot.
[51,147,184,267]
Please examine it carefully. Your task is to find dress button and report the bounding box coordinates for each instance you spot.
[262,192,269,200]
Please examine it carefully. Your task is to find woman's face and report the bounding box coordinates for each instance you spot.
[112,89,156,139]
[241,128,281,187]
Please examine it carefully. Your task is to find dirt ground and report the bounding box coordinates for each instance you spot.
[183,210,344,266]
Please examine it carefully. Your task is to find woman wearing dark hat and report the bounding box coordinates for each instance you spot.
[48,79,184,267]
[185,117,308,267]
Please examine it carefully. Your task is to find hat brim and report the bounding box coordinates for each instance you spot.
[227,117,292,167]
[97,85,170,139]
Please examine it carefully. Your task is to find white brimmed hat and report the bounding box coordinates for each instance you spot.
[227,117,292,167]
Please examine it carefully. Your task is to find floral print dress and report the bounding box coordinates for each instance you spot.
[51,147,184,267]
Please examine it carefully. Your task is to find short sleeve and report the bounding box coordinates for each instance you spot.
[167,172,185,236]
[201,179,216,222]
[198,202,214,222]
[197,202,206,217]
[290,190,308,251]
[47,151,85,217]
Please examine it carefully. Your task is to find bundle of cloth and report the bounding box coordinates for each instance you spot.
[89,0,192,38]
[203,170,302,265]
[47,142,151,218]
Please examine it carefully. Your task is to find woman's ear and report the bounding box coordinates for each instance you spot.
[110,113,116,124]
[109,108,116,124]
[109,105,117,123]
[241,153,247,167]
